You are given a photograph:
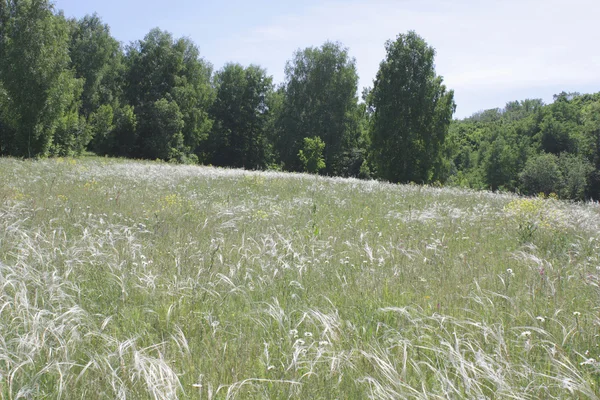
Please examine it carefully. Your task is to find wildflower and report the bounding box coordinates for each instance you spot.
[304,332,313,337]
[506,268,515,277]
[573,311,581,317]
[289,329,298,338]
[521,331,531,338]
[536,316,545,323]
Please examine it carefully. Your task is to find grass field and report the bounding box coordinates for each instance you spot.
[1,157,600,399]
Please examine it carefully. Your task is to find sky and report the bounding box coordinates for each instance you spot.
[54,0,600,118]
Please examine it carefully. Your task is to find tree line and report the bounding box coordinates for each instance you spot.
[1,0,599,200]
[445,93,600,200]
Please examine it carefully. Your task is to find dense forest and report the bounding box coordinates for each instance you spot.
[1,1,600,200]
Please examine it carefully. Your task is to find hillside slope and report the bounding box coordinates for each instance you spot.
[1,157,600,399]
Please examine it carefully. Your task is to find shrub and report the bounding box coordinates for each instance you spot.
[51,112,90,156]
[558,153,593,200]
[358,159,372,180]
[298,137,326,174]
[91,105,137,157]
[519,153,562,196]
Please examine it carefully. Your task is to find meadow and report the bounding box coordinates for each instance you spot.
[1,157,600,399]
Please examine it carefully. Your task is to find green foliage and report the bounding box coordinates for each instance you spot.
[558,153,593,200]
[479,134,521,191]
[519,153,562,196]
[88,104,114,152]
[2,1,600,202]
[537,115,574,154]
[137,98,185,160]
[51,112,90,156]
[578,100,600,197]
[107,104,137,157]
[369,31,455,184]
[124,29,213,161]
[0,82,14,155]
[170,38,214,155]
[519,152,593,200]
[208,63,274,169]
[298,136,326,173]
[358,159,372,180]
[277,41,362,175]
[446,93,600,200]
[68,13,123,118]
[0,0,83,157]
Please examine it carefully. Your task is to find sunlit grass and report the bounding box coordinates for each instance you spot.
[1,156,600,399]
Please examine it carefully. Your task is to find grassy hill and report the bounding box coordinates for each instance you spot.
[1,157,600,399]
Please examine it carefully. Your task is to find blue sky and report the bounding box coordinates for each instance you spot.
[54,0,600,118]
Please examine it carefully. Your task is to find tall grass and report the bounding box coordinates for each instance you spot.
[1,156,599,399]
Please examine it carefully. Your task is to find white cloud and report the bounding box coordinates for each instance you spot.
[218,0,600,117]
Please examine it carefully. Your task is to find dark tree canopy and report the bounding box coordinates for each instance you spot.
[445,92,600,199]
[123,28,213,161]
[68,13,122,118]
[3,3,600,200]
[0,0,83,157]
[369,31,455,184]
[208,63,274,169]
[277,41,362,175]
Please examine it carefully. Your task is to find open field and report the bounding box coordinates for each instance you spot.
[1,157,600,399]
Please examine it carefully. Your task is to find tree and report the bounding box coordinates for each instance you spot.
[519,153,562,196]
[557,153,593,200]
[124,28,213,160]
[276,41,361,175]
[95,104,137,157]
[137,98,185,160]
[0,0,83,157]
[298,137,326,173]
[369,31,455,183]
[0,81,12,155]
[536,115,574,154]
[208,63,274,169]
[479,136,520,191]
[578,101,600,197]
[68,13,123,118]
[171,37,214,156]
